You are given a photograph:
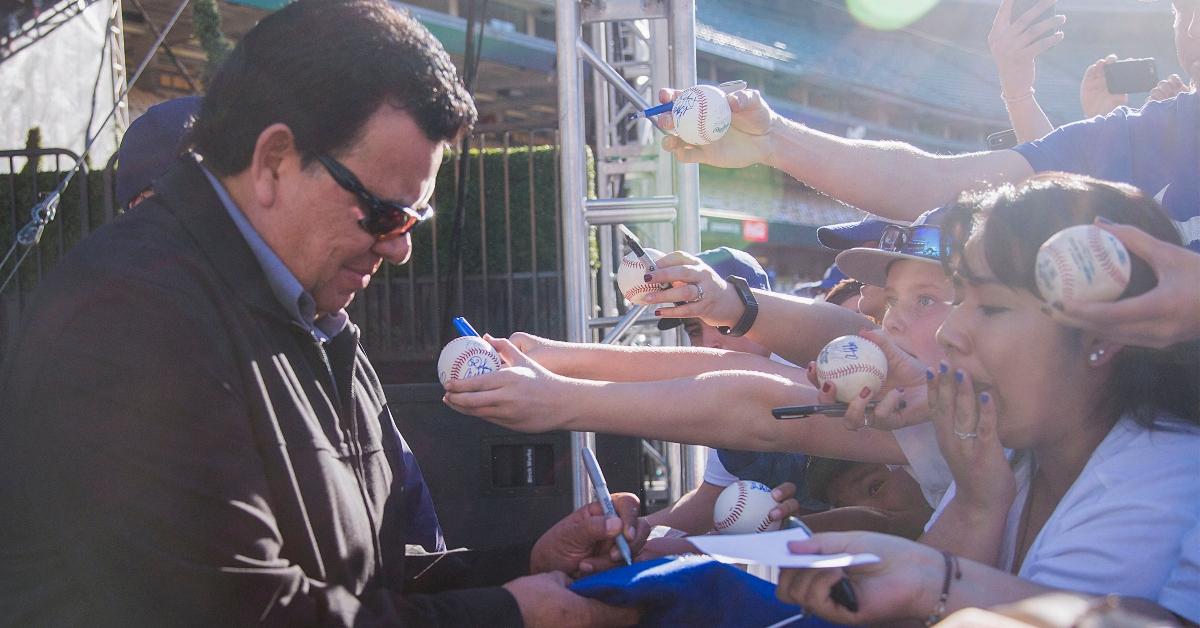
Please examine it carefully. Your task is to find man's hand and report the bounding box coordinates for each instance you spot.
[658,87,776,169]
[1080,55,1129,118]
[503,571,639,628]
[443,337,576,433]
[1148,73,1191,105]
[1054,219,1200,348]
[530,492,649,577]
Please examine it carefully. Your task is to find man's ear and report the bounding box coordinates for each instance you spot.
[250,123,297,208]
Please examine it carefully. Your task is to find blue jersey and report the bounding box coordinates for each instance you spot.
[1014,90,1200,251]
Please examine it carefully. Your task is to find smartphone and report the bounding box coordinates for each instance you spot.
[987,129,1019,151]
[772,402,877,420]
[1104,58,1159,94]
[1012,0,1057,39]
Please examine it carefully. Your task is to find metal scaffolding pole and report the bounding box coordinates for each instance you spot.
[557,0,701,510]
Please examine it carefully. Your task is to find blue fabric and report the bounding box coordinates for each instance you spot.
[571,556,833,628]
[1013,91,1200,252]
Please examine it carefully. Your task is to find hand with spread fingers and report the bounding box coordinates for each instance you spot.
[805,329,931,432]
[927,362,1015,513]
[639,251,747,329]
[988,0,1065,103]
[1053,220,1200,349]
[657,87,776,169]
[443,335,580,433]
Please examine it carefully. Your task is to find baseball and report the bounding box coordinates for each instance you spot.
[816,335,888,404]
[437,336,502,386]
[1035,224,1131,305]
[713,480,781,535]
[616,247,667,305]
[672,84,733,146]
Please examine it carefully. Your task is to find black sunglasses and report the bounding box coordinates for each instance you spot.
[317,154,432,238]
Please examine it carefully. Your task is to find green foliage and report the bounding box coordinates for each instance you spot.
[193,0,233,83]
[413,145,564,278]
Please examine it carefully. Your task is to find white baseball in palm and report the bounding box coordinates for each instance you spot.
[1035,225,1131,305]
[437,336,502,386]
[713,480,781,535]
[816,335,888,404]
[616,247,666,305]
[672,84,732,146]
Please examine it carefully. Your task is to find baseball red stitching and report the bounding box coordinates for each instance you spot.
[1087,227,1128,287]
[1048,247,1075,301]
[622,256,654,272]
[696,95,713,145]
[624,283,663,299]
[450,346,498,381]
[754,515,775,533]
[819,362,885,384]
[714,483,749,531]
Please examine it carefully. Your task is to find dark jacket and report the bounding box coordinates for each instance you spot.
[0,158,526,627]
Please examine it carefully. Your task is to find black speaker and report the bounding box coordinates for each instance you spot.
[383,383,575,551]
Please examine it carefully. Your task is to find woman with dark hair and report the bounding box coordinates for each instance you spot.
[776,173,1200,625]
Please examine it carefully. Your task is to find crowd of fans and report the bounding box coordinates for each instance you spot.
[1,0,1197,626]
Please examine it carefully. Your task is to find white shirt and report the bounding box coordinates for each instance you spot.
[927,417,1200,599]
[1159,520,1200,622]
[891,421,953,508]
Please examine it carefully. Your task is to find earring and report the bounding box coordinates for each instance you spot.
[1089,348,1106,364]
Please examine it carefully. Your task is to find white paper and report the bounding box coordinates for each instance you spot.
[687,527,880,569]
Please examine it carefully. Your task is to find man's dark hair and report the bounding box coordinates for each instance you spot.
[190,0,476,175]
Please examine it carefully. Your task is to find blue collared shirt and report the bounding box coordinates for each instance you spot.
[199,163,347,343]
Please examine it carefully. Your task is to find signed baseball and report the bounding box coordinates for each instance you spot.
[1035,225,1131,305]
[616,247,667,305]
[437,336,502,386]
[672,84,733,146]
[816,335,888,404]
[713,480,781,535]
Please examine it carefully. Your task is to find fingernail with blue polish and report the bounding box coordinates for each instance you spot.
[954,369,964,384]
[980,392,991,405]
[1095,216,1113,225]
[926,369,935,381]
[938,362,949,374]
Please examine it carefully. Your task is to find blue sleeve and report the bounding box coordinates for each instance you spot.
[1014,92,1196,205]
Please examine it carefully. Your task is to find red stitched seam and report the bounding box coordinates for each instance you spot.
[696,97,712,144]
[1049,247,1075,300]
[714,485,749,530]
[755,515,775,533]
[1087,228,1127,286]
[819,362,885,382]
[624,283,663,298]
[450,347,495,380]
[623,257,653,271]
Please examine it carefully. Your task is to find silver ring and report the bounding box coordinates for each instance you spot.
[691,284,705,303]
[953,429,978,440]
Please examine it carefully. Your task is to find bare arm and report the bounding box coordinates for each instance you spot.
[987,0,1063,142]
[661,87,1032,222]
[443,339,909,464]
[643,482,725,534]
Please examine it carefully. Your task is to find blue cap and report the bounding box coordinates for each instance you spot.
[817,216,905,251]
[793,263,848,297]
[658,247,769,330]
[834,205,954,287]
[116,96,201,207]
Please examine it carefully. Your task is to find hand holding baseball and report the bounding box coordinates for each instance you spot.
[443,335,576,433]
[808,329,932,432]
[1054,219,1200,348]
[659,87,776,169]
[639,251,745,329]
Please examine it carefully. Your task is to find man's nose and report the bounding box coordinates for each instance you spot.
[372,232,412,265]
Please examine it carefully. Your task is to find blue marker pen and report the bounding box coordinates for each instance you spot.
[452,316,480,338]
[581,447,633,566]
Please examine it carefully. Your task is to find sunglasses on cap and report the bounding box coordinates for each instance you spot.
[317,154,433,238]
[878,224,944,260]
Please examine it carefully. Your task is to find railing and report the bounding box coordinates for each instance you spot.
[0,132,570,377]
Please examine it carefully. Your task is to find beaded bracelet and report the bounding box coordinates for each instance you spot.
[924,551,962,626]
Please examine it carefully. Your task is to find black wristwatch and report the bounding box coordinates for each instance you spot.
[718,275,759,337]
